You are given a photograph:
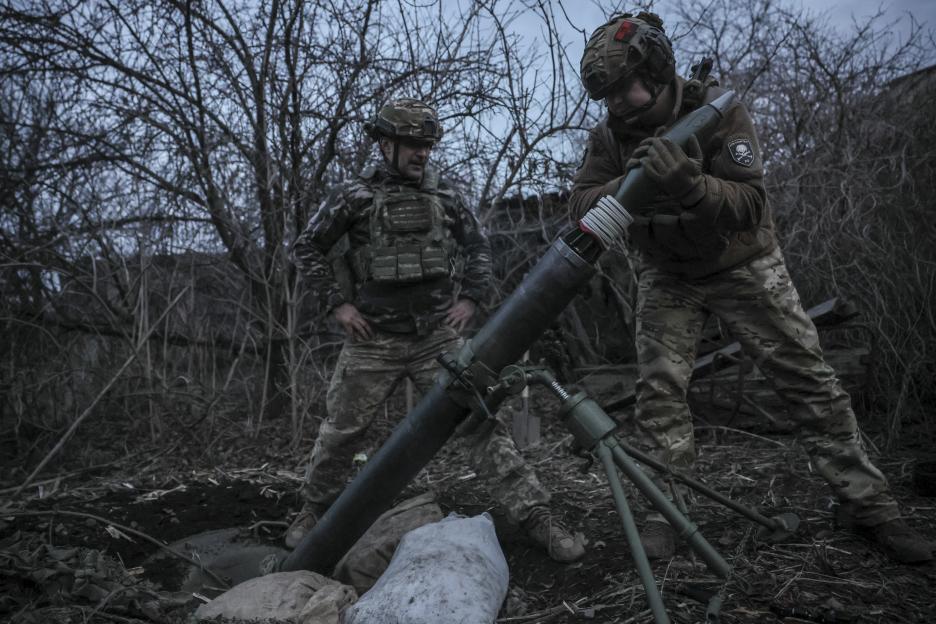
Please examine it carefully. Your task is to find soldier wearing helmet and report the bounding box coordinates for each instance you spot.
[288,98,586,562]
[571,13,933,563]
[364,98,443,181]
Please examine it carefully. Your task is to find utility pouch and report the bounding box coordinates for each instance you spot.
[420,246,448,279]
[369,246,402,282]
[395,244,423,281]
[367,244,448,283]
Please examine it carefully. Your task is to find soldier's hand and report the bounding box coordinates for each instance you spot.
[445,299,477,333]
[624,143,650,174]
[334,303,374,341]
[625,127,666,173]
[640,135,705,204]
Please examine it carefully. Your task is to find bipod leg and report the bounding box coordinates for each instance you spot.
[606,437,732,579]
[596,443,670,624]
[615,438,800,543]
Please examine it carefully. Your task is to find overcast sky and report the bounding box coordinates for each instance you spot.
[523,0,936,72]
[797,0,935,54]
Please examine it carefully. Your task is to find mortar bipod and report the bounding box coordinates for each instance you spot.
[489,365,800,624]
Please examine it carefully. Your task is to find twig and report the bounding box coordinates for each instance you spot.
[694,425,789,448]
[4,509,230,589]
[87,586,126,620]
[247,519,288,533]
[12,288,189,498]
[0,450,144,496]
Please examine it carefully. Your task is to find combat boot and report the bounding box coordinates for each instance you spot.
[285,503,326,549]
[639,519,676,560]
[865,519,934,564]
[522,506,586,563]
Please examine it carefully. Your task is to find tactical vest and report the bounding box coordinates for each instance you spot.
[349,172,456,285]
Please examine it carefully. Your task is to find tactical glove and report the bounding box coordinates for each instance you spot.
[638,135,707,206]
[624,127,666,174]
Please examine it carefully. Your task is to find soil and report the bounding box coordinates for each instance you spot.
[2,390,936,624]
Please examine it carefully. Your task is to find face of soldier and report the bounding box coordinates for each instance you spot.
[606,75,653,116]
[606,74,673,127]
[380,138,433,180]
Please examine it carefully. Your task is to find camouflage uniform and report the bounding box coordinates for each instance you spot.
[570,77,900,527]
[292,162,551,525]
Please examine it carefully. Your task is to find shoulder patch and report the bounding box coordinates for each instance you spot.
[727,138,755,167]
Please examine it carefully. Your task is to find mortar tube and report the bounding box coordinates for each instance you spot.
[280,92,738,574]
[281,237,597,573]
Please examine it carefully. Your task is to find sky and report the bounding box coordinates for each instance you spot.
[800,0,935,59]
[519,0,936,73]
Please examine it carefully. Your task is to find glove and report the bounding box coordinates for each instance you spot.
[624,127,665,174]
[639,134,707,206]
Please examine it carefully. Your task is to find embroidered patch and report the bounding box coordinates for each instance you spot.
[728,138,755,167]
[614,20,637,41]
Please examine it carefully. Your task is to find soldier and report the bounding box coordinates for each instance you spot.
[289,98,585,562]
[570,12,933,563]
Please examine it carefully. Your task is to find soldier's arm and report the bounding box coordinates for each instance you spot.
[291,187,354,312]
[690,102,767,232]
[569,124,627,220]
[447,191,492,304]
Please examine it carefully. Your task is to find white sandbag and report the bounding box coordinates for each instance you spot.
[343,513,508,624]
[195,570,357,624]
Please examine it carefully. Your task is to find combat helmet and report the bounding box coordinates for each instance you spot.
[580,12,676,101]
[364,98,443,143]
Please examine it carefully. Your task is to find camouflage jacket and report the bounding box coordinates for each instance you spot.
[292,162,492,333]
[570,76,777,279]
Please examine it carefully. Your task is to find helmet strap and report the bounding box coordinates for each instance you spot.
[378,137,402,173]
[392,140,401,173]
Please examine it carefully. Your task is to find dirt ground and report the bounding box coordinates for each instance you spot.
[2,389,936,624]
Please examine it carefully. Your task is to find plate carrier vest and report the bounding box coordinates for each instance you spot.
[349,170,456,285]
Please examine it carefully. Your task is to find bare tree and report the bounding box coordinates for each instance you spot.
[1,0,593,456]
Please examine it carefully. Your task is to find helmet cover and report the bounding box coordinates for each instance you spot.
[580,12,676,101]
[365,98,443,143]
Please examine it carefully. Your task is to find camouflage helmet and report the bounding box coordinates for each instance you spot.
[365,98,443,143]
[580,12,676,101]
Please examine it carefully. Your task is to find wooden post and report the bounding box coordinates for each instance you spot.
[511,351,540,448]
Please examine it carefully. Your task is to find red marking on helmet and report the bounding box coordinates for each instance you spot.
[614,21,636,41]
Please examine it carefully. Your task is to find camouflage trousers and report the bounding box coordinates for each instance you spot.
[301,324,551,525]
[634,247,899,526]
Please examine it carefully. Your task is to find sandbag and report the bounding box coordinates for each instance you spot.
[333,491,443,594]
[343,513,509,624]
[194,570,356,624]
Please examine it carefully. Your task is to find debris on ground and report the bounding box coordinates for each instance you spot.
[2,387,935,623]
